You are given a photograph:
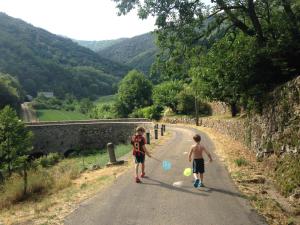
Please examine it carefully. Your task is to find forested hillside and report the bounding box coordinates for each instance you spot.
[98,33,157,74]
[74,38,127,52]
[0,13,130,99]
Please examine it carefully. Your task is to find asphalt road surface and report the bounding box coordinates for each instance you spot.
[65,126,266,225]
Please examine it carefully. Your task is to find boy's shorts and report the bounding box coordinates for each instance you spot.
[193,158,204,174]
[135,154,145,164]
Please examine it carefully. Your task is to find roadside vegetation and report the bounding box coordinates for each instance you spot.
[0,145,131,210]
[0,106,131,210]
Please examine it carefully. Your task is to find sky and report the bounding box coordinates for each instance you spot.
[0,0,157,41]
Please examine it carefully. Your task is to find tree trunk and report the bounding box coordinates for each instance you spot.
[8,161,12,176]
[230,102,238,117]
[195,96,199,126]
[216,0,254,36]
[247,0,265,44]
[281,0,299,38]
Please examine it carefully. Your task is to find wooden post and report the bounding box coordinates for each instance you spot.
[154,129,158,139]
[146,131,150,144]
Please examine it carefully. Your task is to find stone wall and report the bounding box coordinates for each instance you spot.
[208,101,230,116]
[162,76,300,158]
[26,121,153,154]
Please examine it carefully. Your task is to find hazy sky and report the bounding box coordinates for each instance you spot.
[0,0,157,41]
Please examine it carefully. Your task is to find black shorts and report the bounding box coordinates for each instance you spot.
[135,154,145,164]
[193,158,204,174]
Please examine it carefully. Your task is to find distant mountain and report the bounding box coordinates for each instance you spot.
[74,38,127,52]
[97,33,158,75]
[0,13,130,99]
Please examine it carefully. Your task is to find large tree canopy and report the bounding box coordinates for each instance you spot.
[115,70,153,117]
[113,0,300,115]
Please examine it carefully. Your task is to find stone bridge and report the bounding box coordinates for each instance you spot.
[25,119,153,155]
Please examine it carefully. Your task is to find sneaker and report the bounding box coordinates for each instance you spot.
[198,182,205,187]
[141,172,145,178]
[135,177,141,183]
[194,179,200,188]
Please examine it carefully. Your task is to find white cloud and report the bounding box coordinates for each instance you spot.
[0,0,157,40]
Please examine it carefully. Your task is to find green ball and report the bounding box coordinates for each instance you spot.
[183,168,192,176]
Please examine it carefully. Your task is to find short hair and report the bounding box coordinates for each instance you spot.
[193,134,201,142]
[136,126,146,133]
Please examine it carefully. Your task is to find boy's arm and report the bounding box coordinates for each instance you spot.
[203,147,213,162]
[142,145,151,157]
[188,147,193,162]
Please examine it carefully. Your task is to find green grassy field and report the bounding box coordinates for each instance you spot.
[37,109,89,121]
[95,95,116,105]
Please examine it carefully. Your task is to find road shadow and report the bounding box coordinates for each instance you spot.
[141,177,208,197]
[205,187,247,199]
[143,178,246,199]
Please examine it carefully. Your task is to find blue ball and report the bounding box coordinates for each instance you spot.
[162,160,172,171]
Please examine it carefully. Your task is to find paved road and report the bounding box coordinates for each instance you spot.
[65,126,266,225]
[21,102,37,122]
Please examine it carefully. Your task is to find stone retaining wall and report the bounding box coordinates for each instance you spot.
[26,121,152,154]
[162,76,300,158]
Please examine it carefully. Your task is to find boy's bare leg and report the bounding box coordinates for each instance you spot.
[200,173,204,183]
[135,163,139,177]
[141,163,145,174]
[193,173,198,180]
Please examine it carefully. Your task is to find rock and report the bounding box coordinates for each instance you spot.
[289,189,300,203]
[256,151,264,162]
[280,145,286,153]
[263,148,274,153]
[243,176,266,184]
[90,164,101,171]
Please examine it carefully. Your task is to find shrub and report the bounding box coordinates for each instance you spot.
[38,153,61,168]
[234,157,248,167]
[130,105,163,120]
[89,103,116,119]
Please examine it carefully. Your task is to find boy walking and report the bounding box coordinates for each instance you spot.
[188,134,212,187]
[131,127,151,183]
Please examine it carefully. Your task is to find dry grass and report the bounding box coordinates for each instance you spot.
[0,131,172,225]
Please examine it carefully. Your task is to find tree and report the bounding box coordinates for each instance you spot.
[113,0,300,97]
[115,70,153,117]
[113,0,299,46]
[0,73,23,110]
[0,106,33,194]
[190,33,280,115]
[152,80,183,113]
[79,98,94,114]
